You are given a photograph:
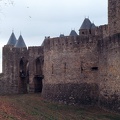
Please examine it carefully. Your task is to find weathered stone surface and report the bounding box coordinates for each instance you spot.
[0,0,120,113]
[42,83,99,105]
[108,0,120,36]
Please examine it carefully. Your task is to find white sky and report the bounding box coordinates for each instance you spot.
[0,0,108,72]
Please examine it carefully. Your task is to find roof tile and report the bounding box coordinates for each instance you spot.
[7,32,17,46]
[15,35,26,48]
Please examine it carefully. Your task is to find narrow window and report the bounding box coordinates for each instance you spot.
[89,29,91,34]
[64,62,66,73]
[82,32,84,34]
[81,61,83,73]
[52,64,54,74]
[81,67,83,73]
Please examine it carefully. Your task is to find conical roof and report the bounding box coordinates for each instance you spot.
[7,32,17,46]
[15,35,26,48]
[80,18,92,30]
[59,34,64,37]
[69,30,78,36]
[91,23,96,29]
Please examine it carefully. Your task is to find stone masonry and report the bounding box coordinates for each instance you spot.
[108,0,120,36]
[0,0,120,113]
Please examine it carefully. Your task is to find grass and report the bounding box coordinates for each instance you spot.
[0,94,119,120]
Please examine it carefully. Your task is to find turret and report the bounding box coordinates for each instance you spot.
[15,35,27,48]
[79,18,96,36]
[69,30,78,36]
[7,32,17,46]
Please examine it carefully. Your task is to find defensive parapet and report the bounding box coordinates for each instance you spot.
[95,25,109,39]
[44,35,99,52]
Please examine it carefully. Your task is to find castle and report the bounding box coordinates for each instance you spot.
[0,0,120,112]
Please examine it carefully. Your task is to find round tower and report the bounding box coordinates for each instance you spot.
[108,0,120,36]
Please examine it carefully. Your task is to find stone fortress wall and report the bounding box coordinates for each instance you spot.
[42,33,120,112]
[43,35,100,105]
[0,0,120,113]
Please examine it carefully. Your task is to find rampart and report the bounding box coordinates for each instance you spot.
[42,34,120,112]
[43,35,100,105]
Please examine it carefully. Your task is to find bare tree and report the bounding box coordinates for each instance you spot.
[0,0,14,7]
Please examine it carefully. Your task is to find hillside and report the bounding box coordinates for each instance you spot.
[0,94,120,120]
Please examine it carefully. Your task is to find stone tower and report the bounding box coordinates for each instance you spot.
[2,32,28,94]
[108,0,120,36]
[79,18,96,36]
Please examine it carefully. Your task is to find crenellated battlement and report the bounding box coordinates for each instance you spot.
[44,35,99,52]
[95,24,109,38]
[44,33,120,54]
[28,46,43,55]
[3,45,27,53]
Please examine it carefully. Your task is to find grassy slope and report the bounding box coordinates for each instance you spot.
[0,94,120,120]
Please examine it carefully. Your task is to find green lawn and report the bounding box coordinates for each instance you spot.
[0,94,119,120]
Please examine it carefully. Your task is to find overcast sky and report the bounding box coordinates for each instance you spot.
[0,0,108,72]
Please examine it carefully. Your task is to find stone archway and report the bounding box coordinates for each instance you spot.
[19,57,28,93]
[34,57,44,93]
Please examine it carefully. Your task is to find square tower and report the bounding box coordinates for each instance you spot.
[108,0,120,36]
